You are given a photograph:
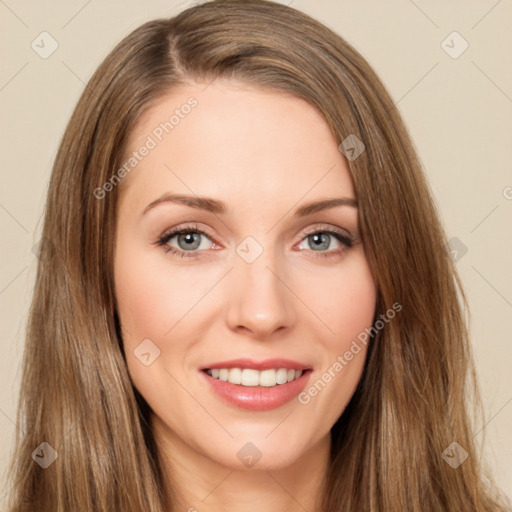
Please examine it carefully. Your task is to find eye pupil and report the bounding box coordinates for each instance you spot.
[178,232,201,250]
[309,233,330,251]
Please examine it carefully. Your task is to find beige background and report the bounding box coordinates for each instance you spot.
[1,0,511,504]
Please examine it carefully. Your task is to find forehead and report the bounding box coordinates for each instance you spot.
[120,79,355,209]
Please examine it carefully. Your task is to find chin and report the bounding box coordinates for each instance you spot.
[200,427,324,472]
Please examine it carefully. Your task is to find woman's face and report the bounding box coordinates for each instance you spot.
[114,79,377,470]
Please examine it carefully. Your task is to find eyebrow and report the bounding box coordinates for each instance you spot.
[142,193,357,217]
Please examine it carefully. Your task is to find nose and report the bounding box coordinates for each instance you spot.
[225,251,296,340]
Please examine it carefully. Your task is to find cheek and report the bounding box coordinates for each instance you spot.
[113,245,227,404]
[114,245,218,341]
[296,250,377,346]
[113,247,200,419]
[115,266,173,340]
[331,263,376,342]
[293,251,376,423]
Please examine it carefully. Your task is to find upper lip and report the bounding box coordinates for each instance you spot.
[201,358,311,371]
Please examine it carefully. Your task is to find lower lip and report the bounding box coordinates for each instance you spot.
[201,370,311,411]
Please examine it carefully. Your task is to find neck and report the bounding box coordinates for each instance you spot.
[152,414,331,512]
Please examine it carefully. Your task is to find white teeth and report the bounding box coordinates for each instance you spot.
[205,367,305,387]
[259,369,276,387]
[276,368,288,384]
[241,369,259,386]
[229,367,242,384]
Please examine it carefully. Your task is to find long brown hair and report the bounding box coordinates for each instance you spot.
[8,1,510,510]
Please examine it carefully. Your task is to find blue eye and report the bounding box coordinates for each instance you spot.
[297,230,353,257]
[157,225,214,258]
[156,225,354,259]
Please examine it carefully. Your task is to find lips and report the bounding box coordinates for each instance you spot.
[200,358,312,411]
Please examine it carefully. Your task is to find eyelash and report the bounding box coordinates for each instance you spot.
[155,223,354,260]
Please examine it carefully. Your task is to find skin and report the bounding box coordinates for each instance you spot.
[114,79,377,512]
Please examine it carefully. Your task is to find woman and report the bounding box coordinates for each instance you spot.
[8,0,510,510]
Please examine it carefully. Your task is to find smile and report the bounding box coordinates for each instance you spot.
[200,358,312,411]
